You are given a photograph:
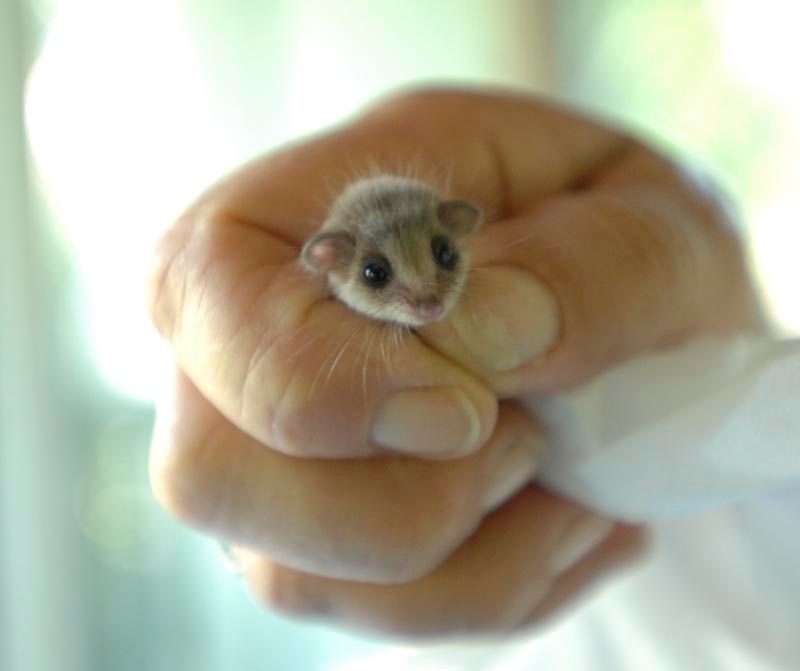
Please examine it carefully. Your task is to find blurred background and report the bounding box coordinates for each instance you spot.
[2,1,799,669]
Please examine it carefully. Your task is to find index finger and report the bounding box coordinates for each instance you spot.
[146,89,628,457]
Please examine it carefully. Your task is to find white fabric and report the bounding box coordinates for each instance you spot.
[341,337,800,670]
[536,336,800,521]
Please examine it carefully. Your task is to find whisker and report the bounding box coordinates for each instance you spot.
[360,323,380,398]
[492,233,568,253]
[323,326,364,388]
[272,312,337,363]
[309,325,358,396]
[380,327,395,378]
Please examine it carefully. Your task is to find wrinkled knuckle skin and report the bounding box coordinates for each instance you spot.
[146,222,189,340]
[146,210,219,343]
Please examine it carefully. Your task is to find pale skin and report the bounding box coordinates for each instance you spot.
[147,89,761,637]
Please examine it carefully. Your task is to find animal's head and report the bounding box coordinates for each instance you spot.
[302,177,482,326]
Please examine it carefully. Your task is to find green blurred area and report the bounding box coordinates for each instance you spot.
[552,1,787,211]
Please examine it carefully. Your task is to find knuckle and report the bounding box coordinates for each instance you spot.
[148,419,225,532]
[316,468,478,585]
[371,536,442,584]
[367,87,474,122]
[325,508,449,585]
[248,563,326,617]
[378,483,478,584]
[149,460,206,531]
[146,220,191,340]
[145,209,228,344]
[385,87,449,109]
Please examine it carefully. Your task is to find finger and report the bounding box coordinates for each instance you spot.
[419,136,758,394]
[517,524,647,631]
[238,488,627,639]
[180,89,628,240]
[146,90,635,456]
[149,367,544,583]
[335,91,755,391]
[148,221,497,457]
[374,91,757,392]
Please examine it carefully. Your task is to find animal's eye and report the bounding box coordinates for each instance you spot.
[362,260,391,288]
[432,236,458,270]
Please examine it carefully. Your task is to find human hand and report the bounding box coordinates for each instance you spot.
[147,89,758,635]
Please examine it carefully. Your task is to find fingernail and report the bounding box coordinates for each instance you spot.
[548,514,614,576]
[483,434,544,512]
[371,387,481,456]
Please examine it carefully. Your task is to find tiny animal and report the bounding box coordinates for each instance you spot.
[301,176,482,327]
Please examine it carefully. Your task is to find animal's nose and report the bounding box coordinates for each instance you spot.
[416,297,444,322]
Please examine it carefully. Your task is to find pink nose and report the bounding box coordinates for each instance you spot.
[416,299,444,322]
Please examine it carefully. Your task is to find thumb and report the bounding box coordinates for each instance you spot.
[421,147,759,395]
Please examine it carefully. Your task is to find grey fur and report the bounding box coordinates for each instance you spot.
[302,176,482,326]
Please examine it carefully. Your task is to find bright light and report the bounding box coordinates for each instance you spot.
[25,0,238,400]
[749,200,800,334]
[714,0,800,333]
[24,0,519,400]
[715,1,800,112]
[26,0,800,408]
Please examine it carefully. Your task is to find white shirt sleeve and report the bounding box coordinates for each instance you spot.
[533,337,800,521]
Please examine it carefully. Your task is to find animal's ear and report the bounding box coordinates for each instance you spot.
[301,231,356,273]
[437,200,482,237]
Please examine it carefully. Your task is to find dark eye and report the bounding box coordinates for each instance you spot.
[432,236,458,270]
[362,260,391,288]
